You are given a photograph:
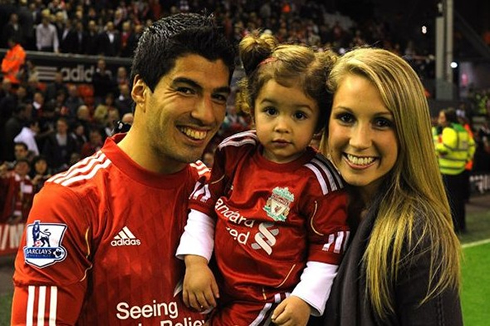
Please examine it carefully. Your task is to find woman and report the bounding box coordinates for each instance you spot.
[30,155,52,193]
[318,48,462,325]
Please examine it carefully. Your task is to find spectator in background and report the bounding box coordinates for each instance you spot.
[15,85,28,105]
[17,0,35,50]
[120,20,137,57]
[435,108,475,233]
[59,18,78,54]
[473,119,490,172]
[104,107,121,137]
[114,83,133,116]
[64,84,85,119]
[14,119,40,158]
[1,36,26,86]
[0,158,34,224]
[53,11,67,45]
[42,117,77,172]
[80,127,104,158]
[84,20,99,55]
[74,104,93,137]
[29,155,51,194]
[219,105,249,138]
[2,104,31,162]
[459,115,475,202]
[0,79,17,129]
[52,89,68,117]
[44,70,68,102]
[35,100,58,151]
[9,142,30,169]
[31,91,46,119]
[71,19,86,54]
[113,66,129,86]
[36,12,59,53]
[29,0,44,26]
[1,13,24,51]
[70,121,87,153]
[96,21,121,57]
[19,61,40,91]
[92,58,115,107]
[121,112,134,125]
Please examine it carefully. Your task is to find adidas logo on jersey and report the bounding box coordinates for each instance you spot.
[111,226,141,246]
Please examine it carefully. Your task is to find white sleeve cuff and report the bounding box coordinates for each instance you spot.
[175,209,215,262]
[291,261,338,316]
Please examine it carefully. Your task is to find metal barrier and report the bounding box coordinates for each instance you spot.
[470,174,490,194]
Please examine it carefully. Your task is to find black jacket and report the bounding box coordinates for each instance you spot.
[310,195,463,326]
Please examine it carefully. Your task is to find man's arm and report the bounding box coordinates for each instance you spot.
[11,183,92,325]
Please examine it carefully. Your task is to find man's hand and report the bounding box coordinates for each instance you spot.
[182,255,219,312]
[271,296,311,326]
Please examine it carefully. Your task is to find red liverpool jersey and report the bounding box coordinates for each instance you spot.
[12,134,208,325]
[189,130,349,304]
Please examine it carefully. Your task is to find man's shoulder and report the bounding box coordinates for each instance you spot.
[45,151,112,194]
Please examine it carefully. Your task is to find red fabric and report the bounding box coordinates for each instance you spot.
[1,173,34,223]
[190,130,349,322]
[12,134,209,325]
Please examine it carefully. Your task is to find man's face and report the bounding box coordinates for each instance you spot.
[133,54,231,174]
[15,161,30,177]
[14,145,28,160]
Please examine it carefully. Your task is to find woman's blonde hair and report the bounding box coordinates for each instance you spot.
[236,30,337,132]
[322,47,461,319]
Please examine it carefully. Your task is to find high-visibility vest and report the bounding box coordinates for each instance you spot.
[463,123,474,170]
[435,123,475,175]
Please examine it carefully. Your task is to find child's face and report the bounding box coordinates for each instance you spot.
[254,80,319,164]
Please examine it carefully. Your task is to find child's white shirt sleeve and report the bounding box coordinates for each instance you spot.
[176,209,215,262]
[291,261,338,316]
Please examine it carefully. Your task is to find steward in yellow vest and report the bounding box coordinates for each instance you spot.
[435,122,475,175]
[434,108,475,233]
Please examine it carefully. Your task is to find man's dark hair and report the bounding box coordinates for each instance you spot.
[130,13,235,92]
[14,142,28,151]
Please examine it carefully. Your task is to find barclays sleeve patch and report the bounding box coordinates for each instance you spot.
[24,220,68,268]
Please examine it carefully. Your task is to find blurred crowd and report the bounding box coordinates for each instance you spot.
[1,0,490,225]
[0,0,437,73]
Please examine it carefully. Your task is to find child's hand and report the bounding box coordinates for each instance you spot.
[183,255,219,312]
[271,296,311,326]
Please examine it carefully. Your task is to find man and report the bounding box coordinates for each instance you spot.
[35,12,59,53]
[2,104,32,162]
[1,13,24,48]
[91,57,116,107]
[96,21,121,57]
[11,13,235,325]
[434,108,475,233]
[1,36,26,86]
[14,118,40,157]
[1,158,33,224]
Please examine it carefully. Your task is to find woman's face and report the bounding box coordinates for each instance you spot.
[35,159,47,174]
[327,74,398,195]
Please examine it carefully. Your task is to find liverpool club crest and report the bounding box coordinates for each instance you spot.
[263,187,294,222]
